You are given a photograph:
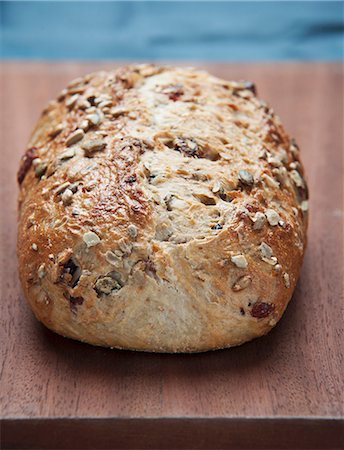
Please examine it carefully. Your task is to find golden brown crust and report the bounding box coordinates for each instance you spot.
[17,65,308,352]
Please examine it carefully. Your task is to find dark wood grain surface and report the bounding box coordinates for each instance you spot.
[1,62,343,450]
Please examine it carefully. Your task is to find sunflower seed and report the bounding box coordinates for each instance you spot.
[57,89,68,101]
[290,169,304,188]
[86,112,102,126]
[262,173,280,188]
[289,161,301,170]
[85,180,97,191]
[79,100,91,110]
[85,106,97,114]
[262,256,278,266]
[49,124,63,138]
[61,188,73,205]
[259,242,273,259]
[95,94,111,104]
[128,111,137,119]
[32,243,38,251]
[212,180,222,193]
[34,161,48,178]
[93,97,104,105]
[69,182,79,193]
[32,158,42,168]
[55,181,71,194]
[27,215,35,228]
[81,139,107,156]
[265,208,280,226]
[127,224,138,238]
[300,200,309,212]
[83,231,101,248]
[68,86,85,95]
[267,156,282,167]
[238,170,254,186]
[66,94,79,109]
[232,275,252,291]
[283,272,290,288]
[98,100,112,109]
[105,251,122,267]
[252,212,266,230]
[38,263,46,279]
[111,107,129,118]
[231,254,248,268]
[79,119,90,132]
[66,129,85,146]
[59,148,75,161]
[67,77,84,88]
[274,264,282,273]
[118,239,132,254]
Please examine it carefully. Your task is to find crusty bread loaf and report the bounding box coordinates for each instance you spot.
[17,64,308,352]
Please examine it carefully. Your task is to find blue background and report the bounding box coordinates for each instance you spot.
[1,1,343,60]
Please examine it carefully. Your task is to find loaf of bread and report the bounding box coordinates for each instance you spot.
[17,65,308,352]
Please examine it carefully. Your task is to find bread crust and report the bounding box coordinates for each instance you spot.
[17,65,308,352]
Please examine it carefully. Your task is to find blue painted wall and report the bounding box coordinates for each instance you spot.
[1,1,343,60]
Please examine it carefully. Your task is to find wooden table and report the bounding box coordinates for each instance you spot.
[1,62,343,450]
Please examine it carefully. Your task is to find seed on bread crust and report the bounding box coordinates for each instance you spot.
[33,161,48,178]
[263,256,278,266]
[98,100,113,110]
[283,272,290,288]
[105,251,122,267]
[83,231,101,247]
[86,112,102,126]
[252,212,266,230]
[95,276,121,295]
[261,173,280,189]
[290,169,304,188]
[300,200,309,212]
[55,181,71,194]
[48,124,63,138]
[61,188,73,205]
[259,242,278,265]
[79,119,90,132]
[127,224,138,238]
[66,94,79,109]
[59,148,75,161]
[231,254,248,268]
[66,129,85,147]
[212,180,222,193]
[265,209,280,226]
[81,139,107,156]
[238,170,254,186]
[232,275,252,291]
[38,263,46,279]
[274,264,282,273]
[259,242,273,259]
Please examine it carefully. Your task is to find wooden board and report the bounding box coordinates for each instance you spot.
[1,62,343,450]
